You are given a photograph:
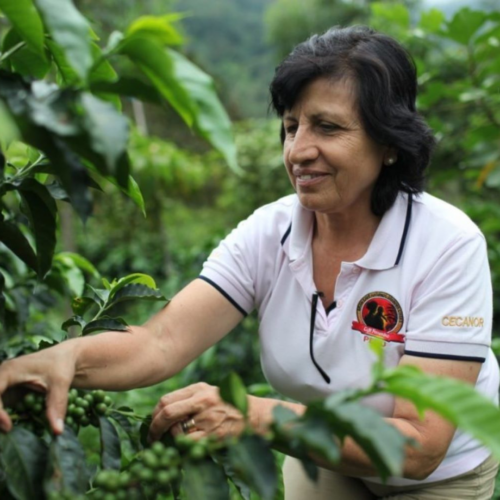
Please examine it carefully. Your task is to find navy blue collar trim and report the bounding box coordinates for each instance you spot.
[395,194,413,266]
[281,223,292,245]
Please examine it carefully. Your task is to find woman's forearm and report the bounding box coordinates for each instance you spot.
[247,396,436,480]
[70,325,177,391]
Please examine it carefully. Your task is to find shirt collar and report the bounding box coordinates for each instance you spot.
[281,192,414,270]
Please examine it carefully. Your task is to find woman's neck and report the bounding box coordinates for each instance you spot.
[313,207,381,261]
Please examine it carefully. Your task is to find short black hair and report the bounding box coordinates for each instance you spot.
[269,25,436,216]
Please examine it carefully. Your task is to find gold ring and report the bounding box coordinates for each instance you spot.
[180,417,196,434]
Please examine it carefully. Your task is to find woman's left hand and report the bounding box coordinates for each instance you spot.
[147,382,246,442]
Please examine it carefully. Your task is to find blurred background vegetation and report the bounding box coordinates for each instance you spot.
[1,0,500,494]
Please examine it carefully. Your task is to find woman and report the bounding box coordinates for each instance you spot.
[0,26,498,498]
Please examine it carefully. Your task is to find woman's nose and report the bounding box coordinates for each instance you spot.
[287,128,319,165]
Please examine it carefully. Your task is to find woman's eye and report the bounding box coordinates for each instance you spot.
[285,125,297,135]
[319,122,338,132]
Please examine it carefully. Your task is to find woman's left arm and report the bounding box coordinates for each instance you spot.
[148,354,480,481]
[338,354,481,480]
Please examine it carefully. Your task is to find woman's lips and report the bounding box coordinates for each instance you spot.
[295,173,328,187]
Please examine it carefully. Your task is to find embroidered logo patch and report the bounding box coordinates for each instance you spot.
[352,292,405,343]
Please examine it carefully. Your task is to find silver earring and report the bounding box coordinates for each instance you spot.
[385,157,395,166]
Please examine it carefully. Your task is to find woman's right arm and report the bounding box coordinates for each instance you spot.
[0,279,244,434]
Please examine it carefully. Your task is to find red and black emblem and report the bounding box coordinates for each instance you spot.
[352,292,405,343]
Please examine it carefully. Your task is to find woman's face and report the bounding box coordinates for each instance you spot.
[283,77,390,218]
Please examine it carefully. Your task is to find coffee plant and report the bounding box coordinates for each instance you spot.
[1,1,500,499]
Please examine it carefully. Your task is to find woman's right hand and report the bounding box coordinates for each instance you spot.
[0,342,77,435]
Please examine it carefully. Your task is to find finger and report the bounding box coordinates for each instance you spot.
[148,399,197,442]
[0,371,14,433]
[169,422,184,437]
[45,384,70,435]
[152,385,199,421]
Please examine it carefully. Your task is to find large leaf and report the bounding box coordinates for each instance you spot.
[2,28,50,79]
[33,0,92,80]
[227,435,277,500]
[382,365,500,460]
[0,220,37,271]
[82,316,128,335]
[126,15,184,45]
[44,428,89,495]
[80,93,129,179]
[98,416,121,470]
[61,315,86,332]
[219,372,248,417]
[0,0,45,57]
[444,8,488,45]
[54,252,99,277]
[168,49,239,172]
[118,35,195,126]
[108,273,157,299]
[106,283,166,307]
[0,427,47,500]
[309,397,408,481]
[89,77,163,104]
[183,458,230,500]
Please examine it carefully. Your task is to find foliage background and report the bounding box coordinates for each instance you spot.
[1,0,500,497]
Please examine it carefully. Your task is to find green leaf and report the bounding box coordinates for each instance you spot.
[0,0,45,57]
[15,178,57,279]
[71,296,96,316]
[418,8,445,34]
[61,315,86,332]
[82,316,128,335]
[89,77,163,104]
[126,15,184,45]
[0,101,20,147]
[54,252,99,277]
[109,273,157,298]
[219,372,248,417]
[45,39,78,85]
[445,8,488,45]
[371,2,410,29]
[168,49,239,172]
[0,220,38,271]
[183,458,230,500]
[44,428,89,495]
[33,0,93,80]
[0,427,47,500]
[382,365,500,461]
[118,35,195,126]
[98,416,121,470]
[310,398,409,481]
[227,435,277,500]
[80,93,129,180]
[2,28,50,79]
[287,417,341,465]
[88,43,118,84]
[107,283,166,307]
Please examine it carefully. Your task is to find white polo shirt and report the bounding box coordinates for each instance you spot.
[199,191,499,486]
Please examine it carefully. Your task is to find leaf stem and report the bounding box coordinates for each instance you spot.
[0,41,26,63]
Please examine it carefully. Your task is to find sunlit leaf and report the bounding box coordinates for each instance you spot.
[118,35,195,126]
[34,0,93,80]
[169,49,239,172]
[126,15,184,45]
[2,28,50,79]
[0,0,45,57]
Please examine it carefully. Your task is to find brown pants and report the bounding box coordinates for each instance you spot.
[283,455,499,499]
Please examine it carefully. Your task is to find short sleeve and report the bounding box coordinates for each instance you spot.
[404,233,492,362]
[199,213,260,316]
